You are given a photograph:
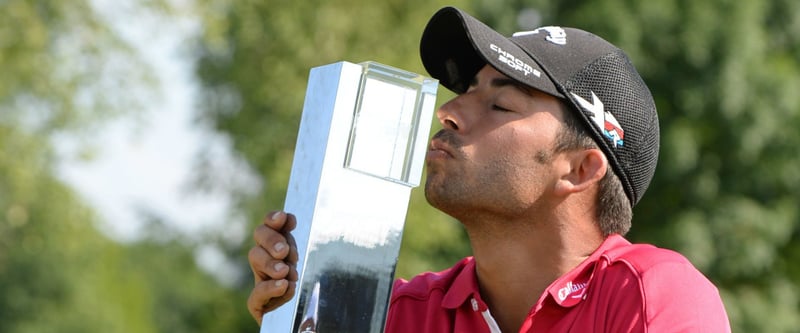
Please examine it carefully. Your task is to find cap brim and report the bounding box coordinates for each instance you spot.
[420,7,562,97]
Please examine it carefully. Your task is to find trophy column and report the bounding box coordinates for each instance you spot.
[261,61,438,333]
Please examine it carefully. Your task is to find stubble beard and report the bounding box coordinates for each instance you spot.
[424,133,555,223]
[425,155,552,224]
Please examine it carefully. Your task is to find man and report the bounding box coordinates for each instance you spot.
[247,6,731,332]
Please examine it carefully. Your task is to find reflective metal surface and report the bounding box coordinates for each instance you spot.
[261,61,438,333]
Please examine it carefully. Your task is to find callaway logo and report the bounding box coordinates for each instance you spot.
[557,281,588,301]
[571,91,625,147]
[513,26,567,45]
[489,44,541,78]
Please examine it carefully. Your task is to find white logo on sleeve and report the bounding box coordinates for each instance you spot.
[571,91,625,147]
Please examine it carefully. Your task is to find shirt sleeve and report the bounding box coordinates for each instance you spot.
[638,261,731,332]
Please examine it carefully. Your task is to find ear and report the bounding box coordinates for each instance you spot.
[553,149,607,196]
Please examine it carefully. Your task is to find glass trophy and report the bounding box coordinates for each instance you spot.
[261,61,438,332]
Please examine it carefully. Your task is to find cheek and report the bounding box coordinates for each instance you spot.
[479,128,556,186]
[493,126,548,161]
[466,132,512,165]
[472,137,544,180]
[467,120,557,171]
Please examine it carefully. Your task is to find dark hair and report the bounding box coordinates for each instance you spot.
[554,103,633,236]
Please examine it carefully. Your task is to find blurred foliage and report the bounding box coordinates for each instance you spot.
[2,119,254,333]
[0,0,154,135]
[1,1,249,332]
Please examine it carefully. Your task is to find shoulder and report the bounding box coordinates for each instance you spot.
[594,236,714,292]
[597,239,717,296]
[602,241,693,272]
[595,238,731,331]
[391,257,473,302]
[598,240,713,290]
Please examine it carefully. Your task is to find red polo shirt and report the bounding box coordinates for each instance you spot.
[386,235,730,332]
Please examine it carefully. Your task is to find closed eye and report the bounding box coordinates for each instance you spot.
[492,104,513,112]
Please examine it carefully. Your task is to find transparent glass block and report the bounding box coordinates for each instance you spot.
[345,61,438,186]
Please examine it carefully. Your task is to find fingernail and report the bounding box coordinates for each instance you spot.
[274,262,287,271]
[274,242,286,252]
[275,279,286,287]
[269,211,283,221]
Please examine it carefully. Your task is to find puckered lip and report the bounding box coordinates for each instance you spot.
[428,138,454,158]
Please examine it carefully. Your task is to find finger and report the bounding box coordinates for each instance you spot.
[248,279,290,325]
[287,265,299,283]
[248,280,298,325]
[276,213,298,281]
[254,224,290,260]
[248,246,291,282]
[284,230,299,266]
[264,210,289,231]
[282,212,297,232]
[248,246,269,282]
[269,280,297,311]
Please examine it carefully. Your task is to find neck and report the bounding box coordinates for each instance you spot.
[461,206,603,333]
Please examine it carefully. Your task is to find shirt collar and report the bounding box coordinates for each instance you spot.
[437,235,632,310]
[545,234,630,307]
[441,257,481,309]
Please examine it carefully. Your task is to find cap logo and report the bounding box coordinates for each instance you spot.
[489,44,541,78]
[513,26,567,45]
[571,91,625,147]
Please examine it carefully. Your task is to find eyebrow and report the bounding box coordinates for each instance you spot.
[491,78,534,95]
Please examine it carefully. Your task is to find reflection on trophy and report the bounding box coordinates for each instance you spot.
[261,61,438,332]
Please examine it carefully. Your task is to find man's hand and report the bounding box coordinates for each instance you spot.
[247,211,299,326]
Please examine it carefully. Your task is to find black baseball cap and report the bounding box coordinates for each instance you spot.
[420,6,660,207]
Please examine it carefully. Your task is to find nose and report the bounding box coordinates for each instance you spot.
[436,96,464,132]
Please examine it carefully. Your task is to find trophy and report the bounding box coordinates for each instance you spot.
[261,61,438,332]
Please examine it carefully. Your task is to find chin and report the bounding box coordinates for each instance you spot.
[424,183,447,209]
[424,186,461,217]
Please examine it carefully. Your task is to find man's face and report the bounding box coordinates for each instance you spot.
[425,65,567,221]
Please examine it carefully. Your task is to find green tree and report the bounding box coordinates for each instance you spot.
[0,127,137,332]
[1,1,144,331]
[1,1,250,332]
[115,220,255,333]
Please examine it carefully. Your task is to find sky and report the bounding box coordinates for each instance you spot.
[56,0,254,252]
